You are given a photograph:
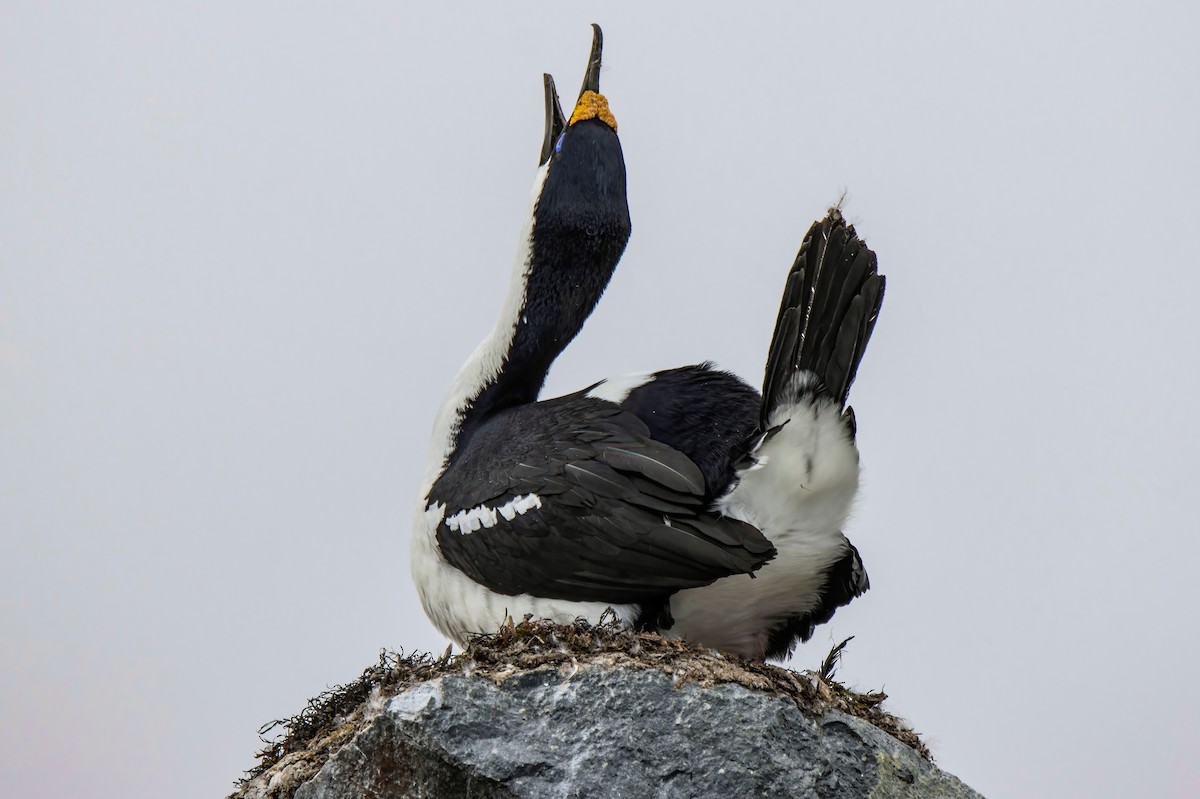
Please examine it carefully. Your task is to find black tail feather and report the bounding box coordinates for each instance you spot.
[760,208,885,429]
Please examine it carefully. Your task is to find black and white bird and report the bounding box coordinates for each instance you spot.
[412,26,885,661]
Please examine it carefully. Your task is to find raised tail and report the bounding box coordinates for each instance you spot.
[760,208,885,429]
[669,208,882,660]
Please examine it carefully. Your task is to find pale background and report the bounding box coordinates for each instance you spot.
[3,3,1198,797]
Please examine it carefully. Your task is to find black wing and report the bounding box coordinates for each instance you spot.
[428,392,776,603]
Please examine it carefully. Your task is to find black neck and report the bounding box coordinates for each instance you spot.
[457,213,627,440]
[442,117,630,456]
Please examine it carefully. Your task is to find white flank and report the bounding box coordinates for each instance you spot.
[668,372,862,659]
[585,371,654,403]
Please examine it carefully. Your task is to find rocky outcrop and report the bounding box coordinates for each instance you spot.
[234,621,981,799]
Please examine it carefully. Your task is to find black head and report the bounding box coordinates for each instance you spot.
[522,24,631,354]
[458,26,632,423]
[534,24,629,264]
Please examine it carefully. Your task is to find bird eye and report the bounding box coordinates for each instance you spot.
[555,133,565,153]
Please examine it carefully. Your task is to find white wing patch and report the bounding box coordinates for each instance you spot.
[442,493,543,535]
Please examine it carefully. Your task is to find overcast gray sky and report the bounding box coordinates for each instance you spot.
[3,3,1199,797]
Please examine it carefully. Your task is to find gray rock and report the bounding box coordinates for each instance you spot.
[261,665,981,799]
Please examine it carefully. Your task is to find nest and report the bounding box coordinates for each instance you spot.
[232,617,927,797]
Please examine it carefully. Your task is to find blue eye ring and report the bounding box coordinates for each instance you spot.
[555,132,565,153]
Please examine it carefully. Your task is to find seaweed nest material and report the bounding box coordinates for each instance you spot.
[232,617,927,797]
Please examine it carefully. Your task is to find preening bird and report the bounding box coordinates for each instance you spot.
[411,26,885,661]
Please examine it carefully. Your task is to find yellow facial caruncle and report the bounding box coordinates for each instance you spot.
[569,91,617,131]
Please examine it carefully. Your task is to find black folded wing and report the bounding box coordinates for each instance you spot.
[428,392,776,603]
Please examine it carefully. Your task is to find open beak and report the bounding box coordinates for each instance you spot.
[539,73,567,166]
[539,24,608,166]
[577,23,603,100]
